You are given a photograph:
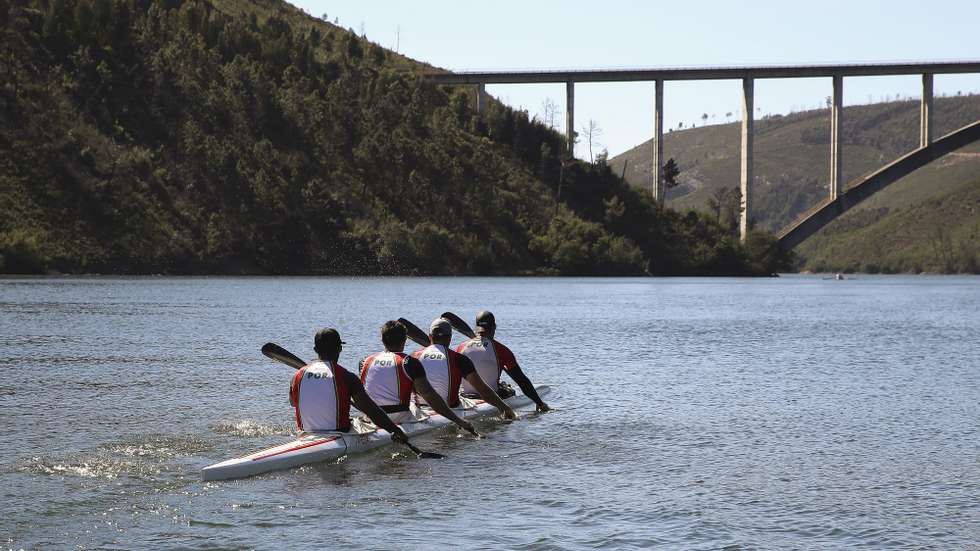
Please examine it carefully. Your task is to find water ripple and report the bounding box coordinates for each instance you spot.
[14,434,212,481]
[3,275,979,549]
[210,420,294,438]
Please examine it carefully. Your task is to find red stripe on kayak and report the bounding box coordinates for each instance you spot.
[251,436,341,461]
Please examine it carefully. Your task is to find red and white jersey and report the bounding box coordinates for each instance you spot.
[456,337,517,393]
[411,344,463,407]
[289,360,351,432]
[359,351,413,408]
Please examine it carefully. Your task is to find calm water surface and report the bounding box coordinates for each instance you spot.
[1,276,979,550]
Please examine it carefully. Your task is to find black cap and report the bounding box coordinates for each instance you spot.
[475,310,495,330]
[314,328,345,352]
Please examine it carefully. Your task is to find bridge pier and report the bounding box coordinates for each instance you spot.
[565,82,575,158]
[476,83,487,114]
[740,78,754,241]
[653,79,664,201]
[830,75,843,201]
[921,73,933,147]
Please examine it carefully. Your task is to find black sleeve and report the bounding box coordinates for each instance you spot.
[344,370,366,395]
[505,365,545,408]
[456,354,476,377]
[402,356,426,380]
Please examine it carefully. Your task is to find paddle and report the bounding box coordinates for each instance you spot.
[397,317,431,347]
[260,342,445,459]
[403,441,444,459]
[261,342,306,370]
[441,312,476,339]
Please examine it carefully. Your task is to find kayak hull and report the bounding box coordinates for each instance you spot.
[201,385,550,481]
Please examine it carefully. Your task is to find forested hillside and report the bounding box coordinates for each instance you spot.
[0,0,789,276]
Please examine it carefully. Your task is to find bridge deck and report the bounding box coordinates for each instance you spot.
[426,61,980,85]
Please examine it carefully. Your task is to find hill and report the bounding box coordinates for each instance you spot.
[794,144,980,273]
[0,0,788,276]
[609,95,980,273]
[610,96,980,227]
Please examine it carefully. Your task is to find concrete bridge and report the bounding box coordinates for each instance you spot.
[425,61,980,246]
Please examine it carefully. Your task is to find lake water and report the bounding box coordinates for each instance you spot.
[2,275,979,550]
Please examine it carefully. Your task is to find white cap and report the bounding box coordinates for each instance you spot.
[429,318,452,336]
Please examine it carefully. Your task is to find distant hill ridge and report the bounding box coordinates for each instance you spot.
[611,95,980,230]
[609,96,980,273]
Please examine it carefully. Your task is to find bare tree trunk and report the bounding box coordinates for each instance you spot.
[580,120,601,164]
[555,161,564,218]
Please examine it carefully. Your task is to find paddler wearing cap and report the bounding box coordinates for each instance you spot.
[359,321,479,435]
[456,311,550,412]
[412,318,517,419]
[289,328,410,445]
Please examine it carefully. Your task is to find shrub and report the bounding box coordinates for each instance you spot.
[0,229,49,273]
[529,210,646,275]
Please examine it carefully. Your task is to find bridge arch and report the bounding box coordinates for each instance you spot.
[776,120,980,249]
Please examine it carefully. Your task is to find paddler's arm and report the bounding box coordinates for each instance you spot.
[458,355,516,419]
[505,365,550,412]
[413,377,478,436]
[344,372,409,443]
[403,357,478,436]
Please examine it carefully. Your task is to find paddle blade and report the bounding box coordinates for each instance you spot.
[403,441,445,459]
[261,342,306,370]
[441,312,475,338]
[397,318,430,347]
[417,451,446,459]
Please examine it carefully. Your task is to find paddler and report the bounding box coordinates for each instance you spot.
[289,328,410,445]
[359,320,479,435]
[456,311,550,412]
[412,318,517,419]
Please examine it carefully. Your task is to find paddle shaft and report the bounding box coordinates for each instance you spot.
[441,312,476,339]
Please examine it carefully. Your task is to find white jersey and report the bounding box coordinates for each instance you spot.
[291,360,349,432]
[412,344,455,405]
[359,351,413,408]
[456,337,507,394]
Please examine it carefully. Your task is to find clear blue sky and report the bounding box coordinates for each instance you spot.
[289,1,980,158]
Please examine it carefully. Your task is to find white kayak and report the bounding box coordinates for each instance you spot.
[201,385,551,481]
